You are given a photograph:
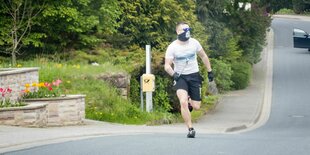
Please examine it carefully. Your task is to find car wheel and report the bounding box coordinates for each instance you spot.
[308,48,310,51]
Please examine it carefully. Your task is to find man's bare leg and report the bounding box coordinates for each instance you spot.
[177,89,192,128]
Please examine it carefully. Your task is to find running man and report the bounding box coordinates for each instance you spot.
[164,22,214,138]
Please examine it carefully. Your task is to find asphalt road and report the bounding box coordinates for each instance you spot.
[4,17,310,155]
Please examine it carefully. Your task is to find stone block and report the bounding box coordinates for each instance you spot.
[25,95,85,127]
[97,72,131,98]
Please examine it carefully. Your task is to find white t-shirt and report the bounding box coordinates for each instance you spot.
[165,38,202,75]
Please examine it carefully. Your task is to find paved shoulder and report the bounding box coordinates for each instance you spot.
[273,14,310,21]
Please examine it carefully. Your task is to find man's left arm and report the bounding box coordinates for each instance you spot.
[197,49,212,72]
[198,49,214,82]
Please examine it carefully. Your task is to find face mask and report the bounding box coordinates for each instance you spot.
[177,29,191,41]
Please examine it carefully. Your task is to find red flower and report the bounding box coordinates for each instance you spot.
[44,82,51,87]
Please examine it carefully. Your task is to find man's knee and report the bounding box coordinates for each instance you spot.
[180,99,188,109]
[191,101,201,110]
[193,104,200,110]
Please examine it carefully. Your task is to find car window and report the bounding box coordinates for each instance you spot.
[293,28,308,38]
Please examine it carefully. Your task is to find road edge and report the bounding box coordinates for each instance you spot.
[232,28,274,133]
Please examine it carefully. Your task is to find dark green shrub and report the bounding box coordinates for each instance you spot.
[210,59,233,92]
[231,61,252,90]
[129,77,141,108]
[153,77,172,112]
[128,54,178,113]
[292,0,306,14]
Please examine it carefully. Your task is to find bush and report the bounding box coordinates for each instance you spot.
[276,8,295,14]
[153,77,172,112]
[292,0,306,14]
[231,61,252,90]
[210,59,233,92]
[128,56,178,113]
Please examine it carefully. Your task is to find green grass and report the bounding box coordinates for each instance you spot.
[0,101,26,108]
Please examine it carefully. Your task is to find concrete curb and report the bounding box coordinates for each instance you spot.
[273,14,310,21]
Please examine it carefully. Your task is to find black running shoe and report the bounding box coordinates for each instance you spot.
[187,128,196,138]
[188,103,193,112]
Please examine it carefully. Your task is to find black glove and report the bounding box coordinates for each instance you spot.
[207,71,214,82]
[173,72,180,81]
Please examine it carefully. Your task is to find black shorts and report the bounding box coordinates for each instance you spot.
[174,72,203,101]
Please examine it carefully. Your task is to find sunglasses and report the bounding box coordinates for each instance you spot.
[183,28,191,32]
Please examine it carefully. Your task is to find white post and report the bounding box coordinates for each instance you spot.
[140,76,144,111]
[145,45,153,112]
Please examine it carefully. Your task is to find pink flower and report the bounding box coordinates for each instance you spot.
[53,79,62,86]
[56,79,62,84]
[0,87,12,97]
[7,88,12,93]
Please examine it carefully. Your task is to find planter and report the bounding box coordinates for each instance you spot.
[0,103,48,127]
[25,95,85,126]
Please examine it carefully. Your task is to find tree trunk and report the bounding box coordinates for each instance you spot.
[12,51,16,67]
[12,12,18,67]
[12,35,17,66]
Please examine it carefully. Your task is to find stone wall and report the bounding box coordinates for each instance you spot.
[0,68,39,101]
[0,104,47,127]
[25,95,85,126]
[97,72,130,99]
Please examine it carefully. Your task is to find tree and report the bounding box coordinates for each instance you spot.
[293,0,306,13]
[265,0,292,13]
[291,0,310,13]
[196,0,241,60]
[37,0,121,52]
[115,0,199,50]
[0,0,45,66]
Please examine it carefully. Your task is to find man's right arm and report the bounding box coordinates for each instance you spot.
[164,58,175,76]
